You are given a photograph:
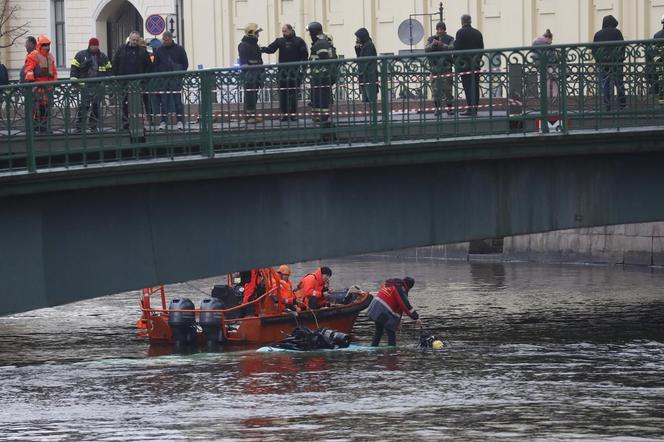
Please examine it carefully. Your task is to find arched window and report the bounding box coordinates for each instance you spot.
[52,0,66,67]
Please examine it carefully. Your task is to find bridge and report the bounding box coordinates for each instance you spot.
[2,40,664,314]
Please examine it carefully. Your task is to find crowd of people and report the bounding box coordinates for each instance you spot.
[2,13,664,131]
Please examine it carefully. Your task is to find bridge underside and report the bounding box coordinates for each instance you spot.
[2,130,664,314]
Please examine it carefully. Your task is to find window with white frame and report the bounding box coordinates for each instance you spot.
[52,0,66,67]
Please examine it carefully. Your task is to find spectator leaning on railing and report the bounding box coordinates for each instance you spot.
[70,37,112,133]
[152,31,189,130]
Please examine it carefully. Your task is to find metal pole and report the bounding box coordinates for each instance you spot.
[439,2,444,23]
[409,15,413,52]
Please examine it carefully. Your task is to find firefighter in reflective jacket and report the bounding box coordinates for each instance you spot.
[70,37,112,132]
[294,266,332,308]
[307,21,336,123]
[367,277,421,346]
[23,35,57,131]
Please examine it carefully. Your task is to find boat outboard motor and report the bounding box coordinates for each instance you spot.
[211,284,244,319]
[199,297,224,349]
[167,298,197,349]
[317,328,351,348]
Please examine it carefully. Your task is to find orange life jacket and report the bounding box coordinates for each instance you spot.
[242,269,264,304]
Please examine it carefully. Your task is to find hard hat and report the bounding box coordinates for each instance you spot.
[244,23,263,36]
[307,21,323,35]
[432,340,444,350]
[277,265,291,276]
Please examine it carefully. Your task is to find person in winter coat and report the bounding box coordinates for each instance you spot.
[367,277,421,347]
[426,21,455,116]
[238,23,264,124]
[112,31,152,129]
[0,61,7,86]
[354,27,378,103]
[70,37,112,132]
[307,21,337,123]
[532,29,559,99]
[152,31,189,130]
[651,15,664,104]
[262,24,309,121]
[454,14,484,116]
[24,35,58,132]
[592,15,626,111]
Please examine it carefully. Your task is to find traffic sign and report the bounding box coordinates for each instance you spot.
[145,14,166,36]
[166,14,177,34]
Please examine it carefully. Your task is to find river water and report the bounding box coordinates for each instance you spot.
[1,256,663,441]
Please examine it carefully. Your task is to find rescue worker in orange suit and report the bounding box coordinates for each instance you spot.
[276,265,296,309]
[294,266,332,309]
[241,269,266,304]
[367,277,421,347]
[24,35,58,132]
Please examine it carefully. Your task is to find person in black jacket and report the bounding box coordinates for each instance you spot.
[592,15,626,111]
[239,23,264,124]
[70,37,112,132]
[354,27,378,103]
[653,15,664,104]
[426,22,455,116]
[262,24,308,121]
[112,31,152,129]
[454,14,484,115]
[152,31,189,130]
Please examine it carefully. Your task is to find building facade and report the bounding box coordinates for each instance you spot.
[1,0,664,78]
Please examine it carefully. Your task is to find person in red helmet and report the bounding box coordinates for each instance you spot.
[23,35,58,132]
[367,277,421,347]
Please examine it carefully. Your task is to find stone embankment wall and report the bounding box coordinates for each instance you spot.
[376,222,664,267]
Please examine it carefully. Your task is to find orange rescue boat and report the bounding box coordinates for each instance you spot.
[137,268,372,349]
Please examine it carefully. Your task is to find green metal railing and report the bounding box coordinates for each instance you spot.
[1,39,663,173]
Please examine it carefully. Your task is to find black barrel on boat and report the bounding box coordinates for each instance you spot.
[168,298,197,348]
[199,297,224,349]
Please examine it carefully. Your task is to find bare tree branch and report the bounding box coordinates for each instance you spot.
[0,1,30,49]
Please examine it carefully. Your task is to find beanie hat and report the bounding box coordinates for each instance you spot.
[89,37,100,47]
[403,277,415,289]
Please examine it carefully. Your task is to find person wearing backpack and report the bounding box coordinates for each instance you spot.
[367,277,422,347]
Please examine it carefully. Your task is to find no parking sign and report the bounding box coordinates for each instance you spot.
[145,14,166,36]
